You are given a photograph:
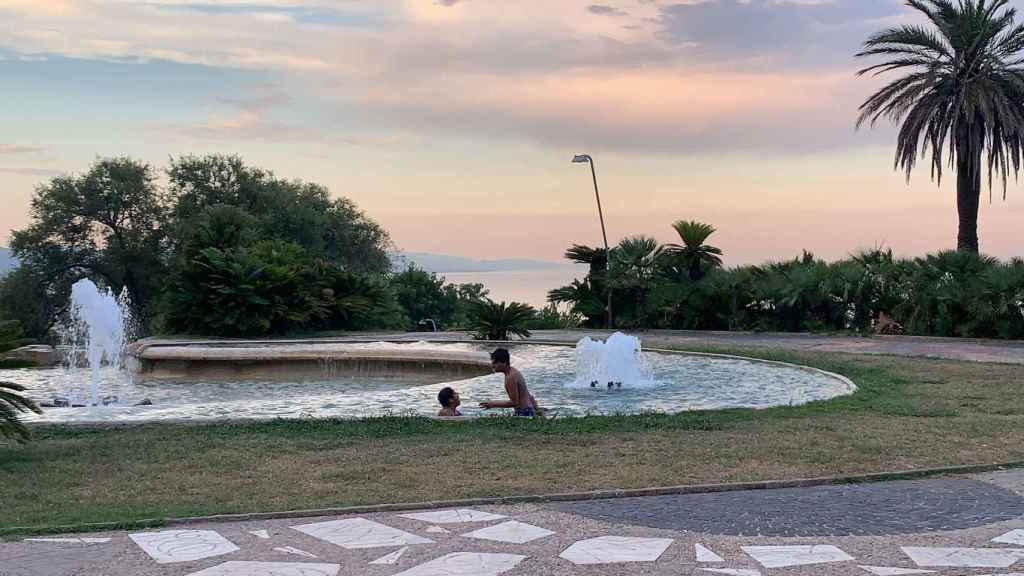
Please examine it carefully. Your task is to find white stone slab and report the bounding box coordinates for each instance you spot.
[994,530,1024,545]
[426,526,451,534]
[743,545,853,568]
[696,544,725,562]
[184,561,340,576]
[701,569,762,576]
[399,509,506,524]
[370,547,409,565]
[249,530,271,539]
[560,536,674,565]
[275,546,318,559]
[129,530,239,564]
[901,547,1024,568]
[462,521,554,544]
[291,518,433,549]
[25,537,111,544]
[859,566,935,576]
[392,552,526,576]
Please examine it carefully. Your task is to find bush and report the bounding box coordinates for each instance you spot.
[468,300,535,340]
[162,241,330,337]
[551,232,1024,338]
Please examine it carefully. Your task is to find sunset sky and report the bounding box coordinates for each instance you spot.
[1,0,1022,265]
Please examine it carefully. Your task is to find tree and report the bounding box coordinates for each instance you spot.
[610,236,665,327]
[389,266,459,329]
[665,220,723,281]
[168,154,392,273]
[9,158,169,329]
[549,244,611,327]
[468,300,535,340]
[0,267,58,340]
[856,0,1024,253]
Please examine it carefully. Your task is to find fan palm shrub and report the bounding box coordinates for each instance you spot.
[468,300,536,341]
[1,381,41,443]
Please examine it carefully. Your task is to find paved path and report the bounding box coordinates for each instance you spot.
[5,470,1024,576]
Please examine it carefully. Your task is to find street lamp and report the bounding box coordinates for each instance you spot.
[571,154,613,329]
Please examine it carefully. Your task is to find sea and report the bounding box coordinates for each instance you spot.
[440,267,585,308]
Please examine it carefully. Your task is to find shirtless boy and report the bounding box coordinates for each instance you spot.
[479,348,539,417]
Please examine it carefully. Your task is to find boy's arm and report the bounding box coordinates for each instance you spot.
[480,376,517,409]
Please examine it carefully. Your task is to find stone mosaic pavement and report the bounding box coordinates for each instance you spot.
[5,469,1024,576]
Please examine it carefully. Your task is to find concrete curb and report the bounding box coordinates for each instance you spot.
[9,461,1020,537]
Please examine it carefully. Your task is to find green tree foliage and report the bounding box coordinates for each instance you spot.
[9,158,168,330]
[5,155,398,339]
[0,320,31,353]
[0,267,56,339]
[168,154,391,273]
[163,240,330,337]
[388,266,488,330]
[857,0,1024,253]
[552,221,1024,338]
[468,300,536,340]
[549,245,609,328]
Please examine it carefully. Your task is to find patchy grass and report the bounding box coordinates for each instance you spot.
[3,346,1024,533]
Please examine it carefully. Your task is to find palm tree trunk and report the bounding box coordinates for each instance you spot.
[955,125,982,253]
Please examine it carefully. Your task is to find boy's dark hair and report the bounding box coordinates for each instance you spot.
[438,386,456,407]
[490,348,510,364]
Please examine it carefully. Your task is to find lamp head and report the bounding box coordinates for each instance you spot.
[571,154,592,163]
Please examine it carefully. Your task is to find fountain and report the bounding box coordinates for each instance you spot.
[571,332,655,389]
[58,278,134,406]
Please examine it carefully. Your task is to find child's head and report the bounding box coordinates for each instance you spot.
[438,386,460,409]
[490,348,511,373]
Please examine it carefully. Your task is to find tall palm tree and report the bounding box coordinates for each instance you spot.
[665,220,724,281]
[856,0,1024,253]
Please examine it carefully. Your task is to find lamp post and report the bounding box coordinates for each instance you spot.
[571,154,613,329]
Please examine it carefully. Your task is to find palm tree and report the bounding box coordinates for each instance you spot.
[547,279,606,326]
[1,381,42,443]
[856,0,1024,253]
[564,244,608,276]
[611,236,664,282]
[665,220,724,281]
[468,299,536,340]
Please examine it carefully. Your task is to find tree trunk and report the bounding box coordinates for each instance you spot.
[955,125,982,253]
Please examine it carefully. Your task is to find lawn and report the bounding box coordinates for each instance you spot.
[3,345,1024,534]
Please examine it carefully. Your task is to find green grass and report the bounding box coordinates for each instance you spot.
[3,345,1024,534]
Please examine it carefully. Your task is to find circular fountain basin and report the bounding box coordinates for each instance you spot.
[7,341,856,424]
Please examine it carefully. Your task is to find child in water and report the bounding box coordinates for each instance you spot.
[437,386,462,417]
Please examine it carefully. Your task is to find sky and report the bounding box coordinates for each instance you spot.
[1,0,1023,266]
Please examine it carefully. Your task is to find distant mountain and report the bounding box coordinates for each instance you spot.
[392,251,568,273]
[0,247,17,275]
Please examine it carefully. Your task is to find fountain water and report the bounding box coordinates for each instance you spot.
[59,279,134,406]
[571,332,655,389]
